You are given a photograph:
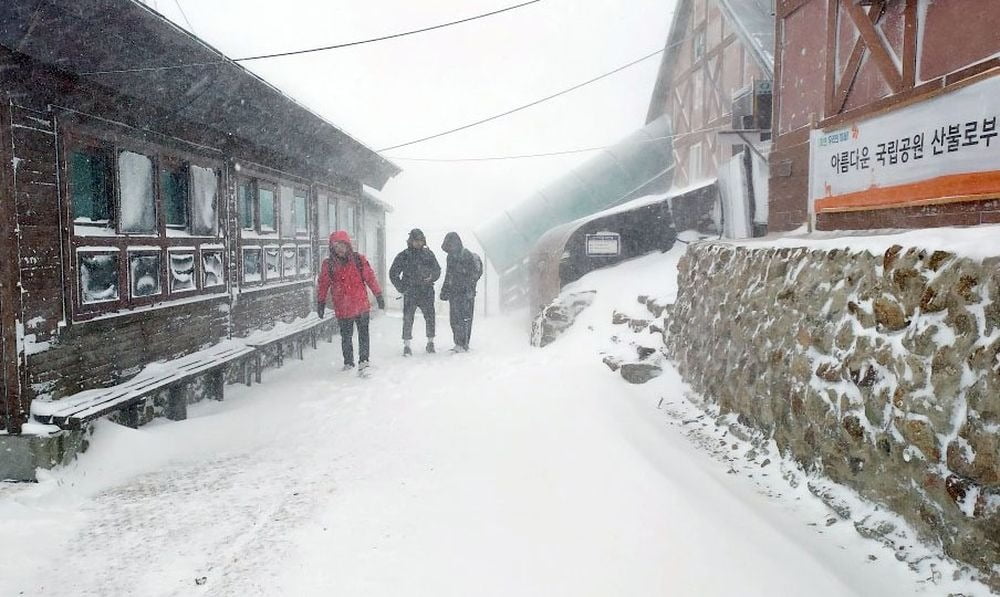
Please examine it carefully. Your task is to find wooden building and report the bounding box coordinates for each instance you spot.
[771,0,1000,231]
[0,0,399,435]
[645,0,775,235]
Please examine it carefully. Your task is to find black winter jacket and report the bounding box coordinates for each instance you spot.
[389,247,441,297]
[441,234,482,300]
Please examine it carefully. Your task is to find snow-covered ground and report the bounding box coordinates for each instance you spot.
[0,245,993,596]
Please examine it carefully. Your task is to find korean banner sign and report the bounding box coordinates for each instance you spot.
[810,75,1000,213]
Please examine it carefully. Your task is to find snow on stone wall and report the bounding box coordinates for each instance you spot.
[666,241,1000,586]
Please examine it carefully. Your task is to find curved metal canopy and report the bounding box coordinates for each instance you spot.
[474,115,674,272]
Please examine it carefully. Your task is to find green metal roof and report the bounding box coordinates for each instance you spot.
[474,115,674,272]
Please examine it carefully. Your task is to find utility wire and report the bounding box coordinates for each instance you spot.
[377,23,690,152]
[385,126,719,163]
[172,0,195,33]
[378,48,666,152]
[82,0,544,75]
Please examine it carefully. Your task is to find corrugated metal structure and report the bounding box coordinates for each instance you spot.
[474,115,675,308]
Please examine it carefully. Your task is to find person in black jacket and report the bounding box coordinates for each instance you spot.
[440,232,483,352]
[389,228,441,356]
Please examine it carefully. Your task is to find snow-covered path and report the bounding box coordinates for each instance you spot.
[1,270,989,595]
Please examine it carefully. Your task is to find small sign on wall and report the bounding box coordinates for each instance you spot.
[586,232,621,256]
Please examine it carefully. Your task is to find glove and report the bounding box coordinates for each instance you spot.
[376,294,386,310]
[439,290,449,302]
[317,302,325,319]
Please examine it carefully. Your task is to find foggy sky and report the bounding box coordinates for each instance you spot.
[142,0,673,245]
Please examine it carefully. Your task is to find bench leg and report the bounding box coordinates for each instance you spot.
[255,352,262,384]
[296,337,304,360]
[243,357,252,386]
[121,404,141,429]
[310,329,317,350]
[210,369,225,401]
[166,384,188,421]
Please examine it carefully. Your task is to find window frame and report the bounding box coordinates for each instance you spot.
[61,127,227,321]
[236,169,315,289]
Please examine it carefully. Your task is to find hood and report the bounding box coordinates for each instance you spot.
[442,232,464,254]
[329,230,354,249]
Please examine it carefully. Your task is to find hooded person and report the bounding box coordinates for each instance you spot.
[439,232,483,352]
[389,228,441,356]
[316,230,385,372]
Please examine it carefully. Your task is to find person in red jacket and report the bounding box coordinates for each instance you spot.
[316,230,385,372]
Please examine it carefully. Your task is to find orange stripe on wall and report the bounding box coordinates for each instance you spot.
[815,171,1000,213]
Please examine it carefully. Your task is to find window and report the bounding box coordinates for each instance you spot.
[118,150,156,234]
[259,186,276,232]
[70,147,112,224]
[238,175,315,288]
[190,165,218,236]
[128,251,162,299]
[202,250,225,288]
[282,245,297,277]
[264,245,281,280]
[162,162,189,229]
[294,189,309,236]
[168,250,196,294]
[243,248,263,283]
[327,197,338,234]
[297,246,312,275]
[65,130,225,319]
[78,250,120,305]
[238,178,255,230]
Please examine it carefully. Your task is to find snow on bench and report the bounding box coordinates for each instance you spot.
[242,314,329,382]
[31,341,255,430]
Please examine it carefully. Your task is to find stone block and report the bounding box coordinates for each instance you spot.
[0,429,89,482]
[619,363,662,384]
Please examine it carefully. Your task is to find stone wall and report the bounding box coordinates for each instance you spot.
[666,241,1000,586]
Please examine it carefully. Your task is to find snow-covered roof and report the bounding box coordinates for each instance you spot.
[0,0,401,190]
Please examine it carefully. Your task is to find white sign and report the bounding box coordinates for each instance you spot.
[810,75,1000,213]
[585,233,620,256]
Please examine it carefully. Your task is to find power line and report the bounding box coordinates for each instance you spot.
[173,0,195,33]
[82,0,545,75]
[377,48,666,152]
[385,127,719,163]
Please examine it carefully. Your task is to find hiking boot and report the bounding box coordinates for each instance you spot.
[426,341,435,354]
[359,361,369,372]
[403,345,412,357]
[342,363,355,371]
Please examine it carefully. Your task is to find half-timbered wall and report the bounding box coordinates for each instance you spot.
[771,0,1000,232]
[0,46,389,422]
[651,0,766,190]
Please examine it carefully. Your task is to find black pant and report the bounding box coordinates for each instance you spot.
[449,295,475,349]
[339,312,370,365]
[402,291,435,340]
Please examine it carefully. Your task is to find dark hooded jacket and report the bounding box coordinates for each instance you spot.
[389,229,441,298]
[440,232,483,300]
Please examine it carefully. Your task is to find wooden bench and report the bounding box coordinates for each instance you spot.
[243,315,328,383]
[31,342,255,430]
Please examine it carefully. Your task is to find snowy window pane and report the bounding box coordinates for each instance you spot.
[243,248,262,283]
[259,187,276,232]
[238,179,255,230]
[327,198,338,234]
[71,149,112,225]
[297,246,311,275]
[282,246,297,277]
[118,151,156,234]
[190,165,218,236]
[280,185,295,238]
[342,202,356,238]
[129,252,161,298]
[168,252,196,293]
[162,163,188,229]
[202,250,224,288]
[317,193,329,237]
[294,191,308,235]
[79,252,119,305]
[264,246,280,280]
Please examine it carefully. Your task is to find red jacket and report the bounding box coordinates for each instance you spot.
[316,232,382,319]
